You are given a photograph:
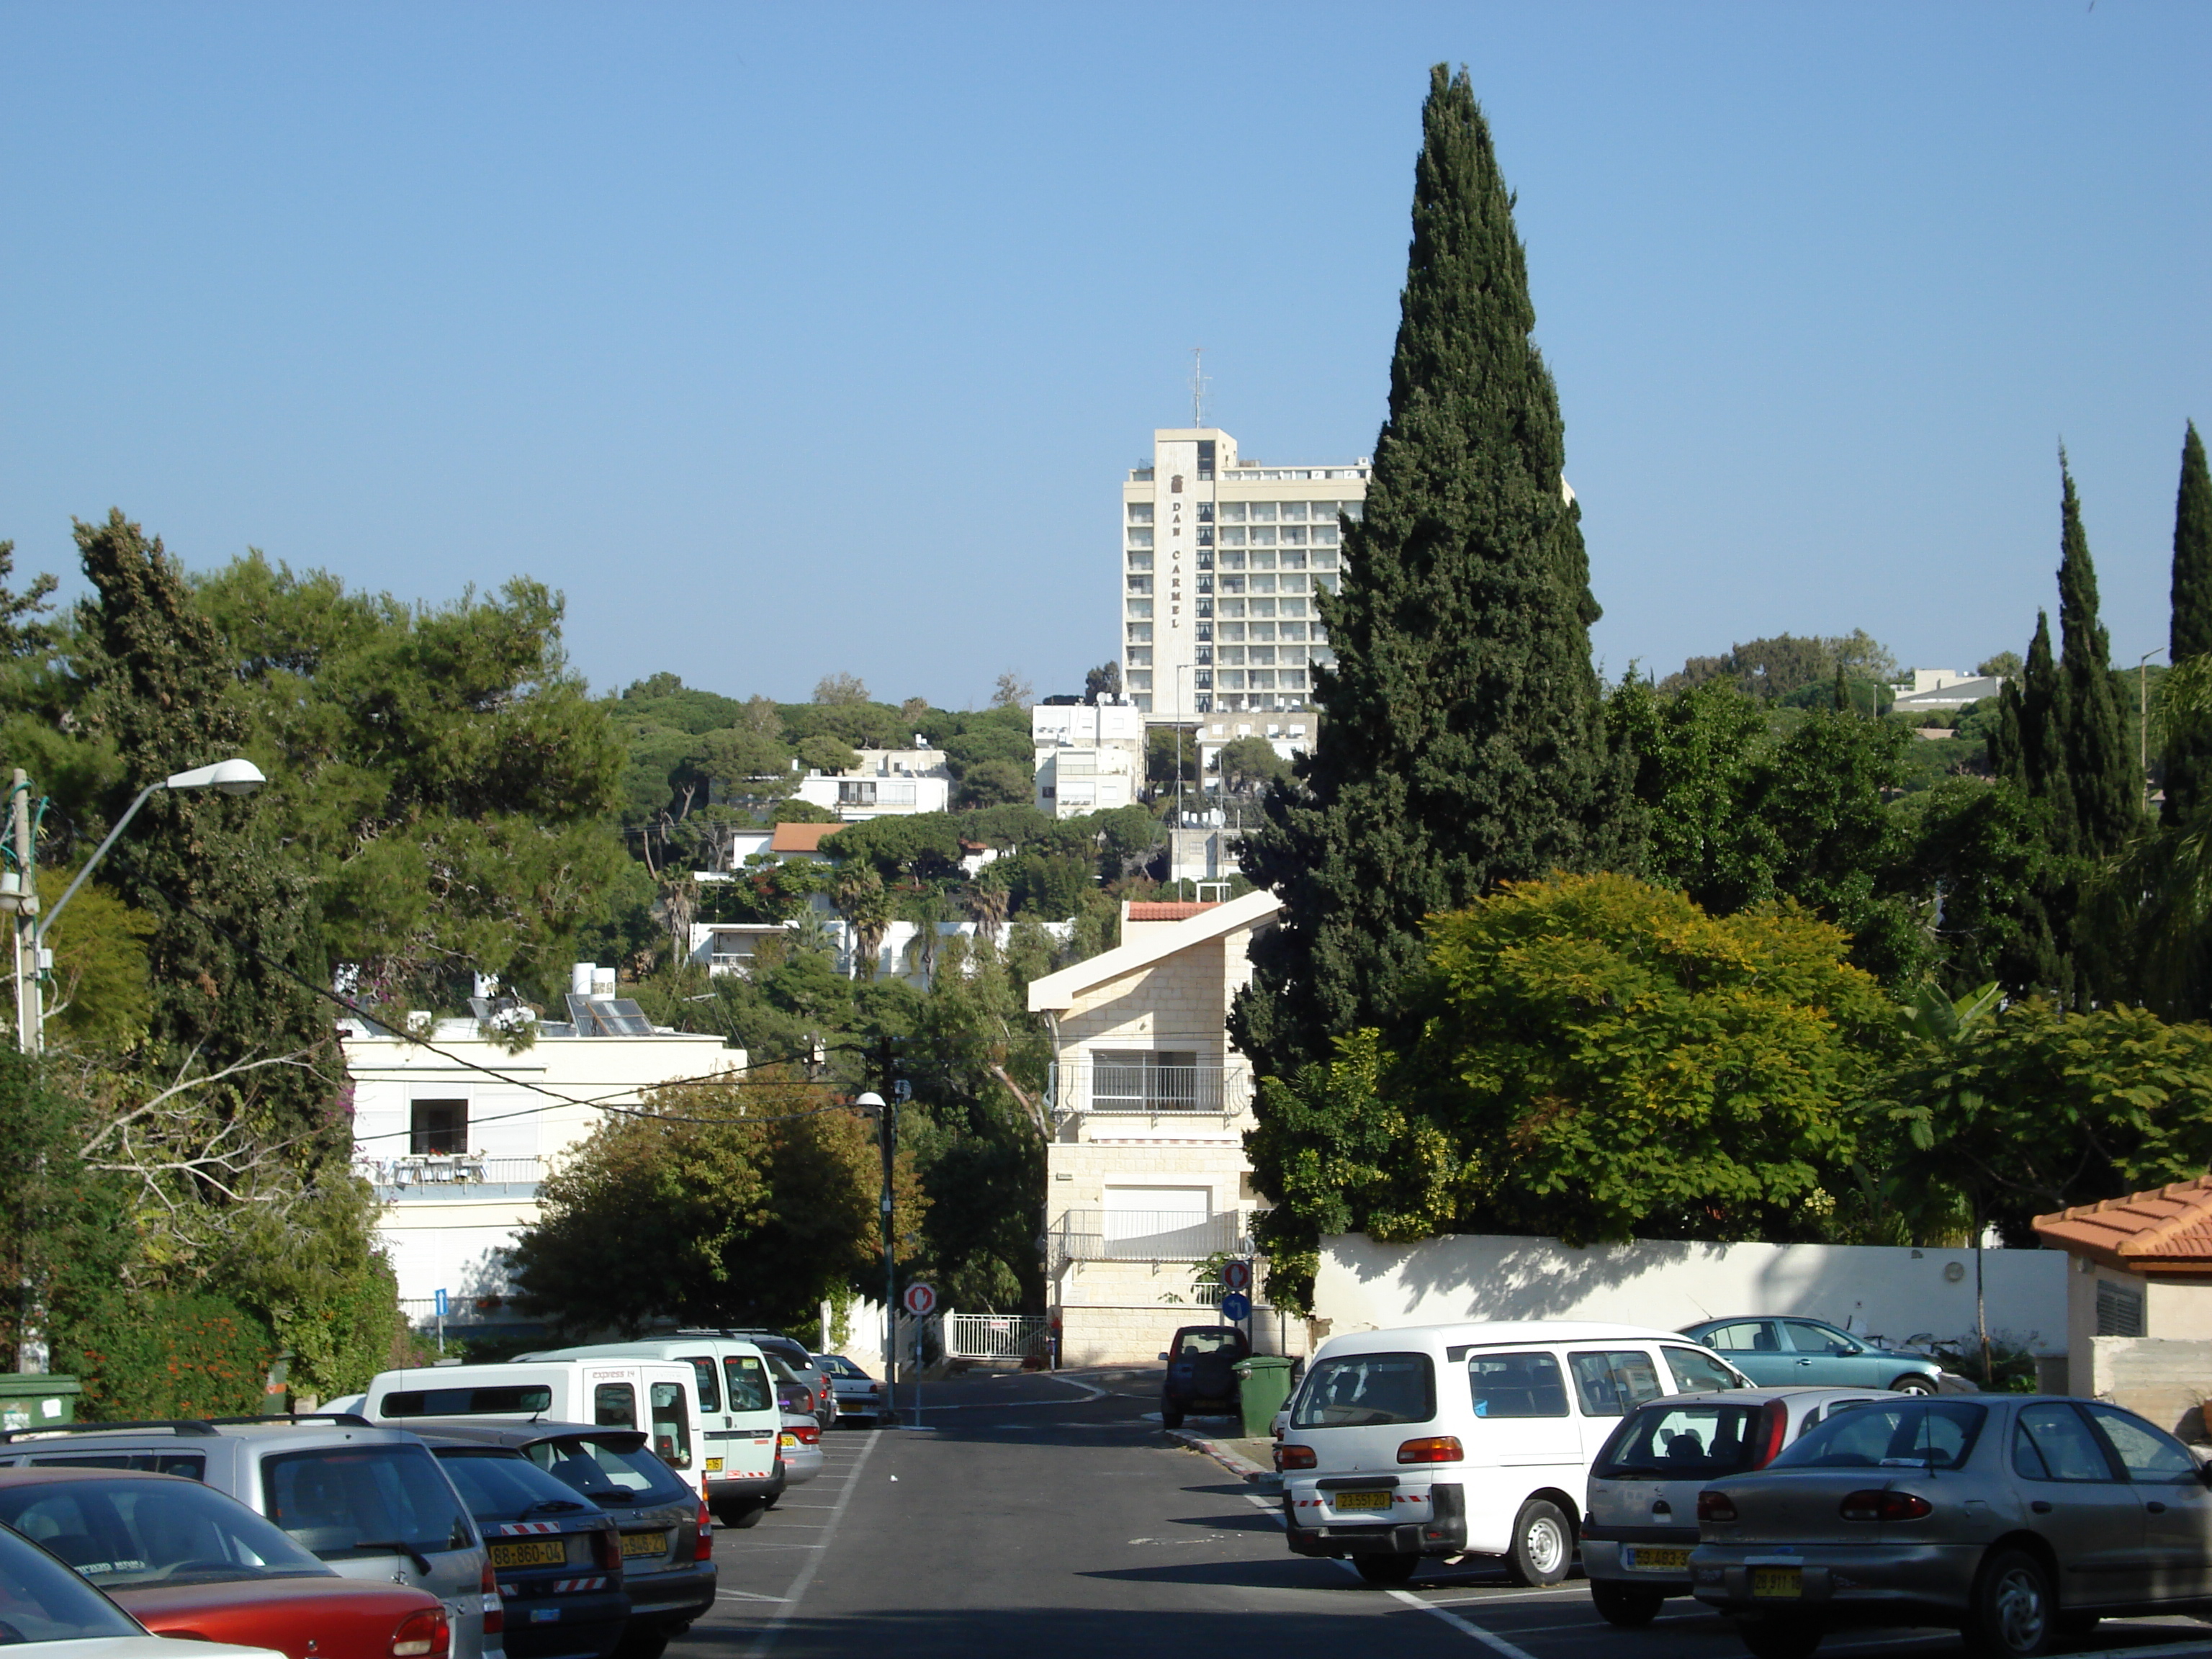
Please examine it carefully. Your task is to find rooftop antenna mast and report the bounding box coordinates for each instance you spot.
[1190,346,1208,428]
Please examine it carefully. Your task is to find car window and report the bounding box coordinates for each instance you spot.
[1700,1321,1779,1354]
[25,1452,207,1478]
[1768,1400,1986,1471]
[0,1526,145,1642]
[0,1475,331,1588]
[1466,1352,1570,1419]
[433,1449,594,1521]
[2085,1404,2200,1484]
[381,1385,554,1418]
[2014,1403,2116,1482]
[649,1382,692,1468]
[723,1357,772,1413]
[1780,1321,1858,1357]
[1292,1353,1437,1429]
[594,1383,637,1429]
[684,1358,721,1414]
[1596,1402,1765,1480]
[1174,1331,1242,1357]
[1567,1350,1667,1418]
[1661,1346,1744,1394]
[526,1437,690,1505]
[262,1444,475,1561]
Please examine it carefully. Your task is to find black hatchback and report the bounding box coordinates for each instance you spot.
[423,1438,626,1659]
[1159,1325,1251,1430]
[408,1421,713,1659]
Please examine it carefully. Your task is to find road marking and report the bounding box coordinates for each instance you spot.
[743,1417,881,1658]
[716,1591,787,1604]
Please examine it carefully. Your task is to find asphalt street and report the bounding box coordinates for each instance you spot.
[673,1369,2212,1659]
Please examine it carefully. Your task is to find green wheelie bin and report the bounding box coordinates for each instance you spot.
[1232,1354,1296,1440]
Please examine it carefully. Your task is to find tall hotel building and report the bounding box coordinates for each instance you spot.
[1120,428,1370,720]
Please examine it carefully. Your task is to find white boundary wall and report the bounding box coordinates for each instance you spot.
[1316,1233,2069,1357]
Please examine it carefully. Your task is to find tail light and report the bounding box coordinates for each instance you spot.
[1697,1491,1737,1523]
[591,1527,621,1573]
[477,1560,501,1637]
[1395,1436,1464,1465]
[1840,1489,1932,1522]
[792,1422,821,1447]
[1753,1398,1790,1468]
[695,1498,714,1562]
[1275,1443,1316,1471]
[391,1609,450,1659]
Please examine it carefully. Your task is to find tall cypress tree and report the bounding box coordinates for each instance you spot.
[1231,66,1614,1079]
[2164,421,2212,821]
[2056,459,2139,858]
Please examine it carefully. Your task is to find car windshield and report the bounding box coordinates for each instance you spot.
[0,1525,145,1640]
[1292,1353,1437,1429]
[432,1450,593,1523]
[1768,1400,1987,1471]
[1175,1331,1241,1358]
[262,1445,475,1563]
[813,1357,868,1380]
[0,1475,333,1588]
[1596,1403,1768,1480]
[524,1437,691,1508]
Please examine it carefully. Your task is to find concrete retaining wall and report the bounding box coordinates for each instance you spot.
[2088,1338,2212,1441]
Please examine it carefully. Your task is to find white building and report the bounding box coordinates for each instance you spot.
[791,747,953,819]
[347,968,742,1330]
[1889,668,2006,714]
[1122,427,1369,720]
[1032,702,1146,819]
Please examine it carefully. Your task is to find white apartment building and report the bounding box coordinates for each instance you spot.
[1122,427,1370,720]
[790,747,953,819]
[1032,701,1146,819]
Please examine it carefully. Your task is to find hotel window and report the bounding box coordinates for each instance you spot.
[1127,529,1154,549]
[1250,575,1277,595]
[1196,575,1213,594]
[1249,647,1276,667]
[1314,572,1339,593]
[1195,550,1213,570]
[410,1100,467,1156]
[1219,526,1246,547]
[1126,624,1153,644]
[1251,526,1277,547]
[1251,502,1277,522]
[1313,548,1339,569]
[1280,572,1308,593]
[1250,597,1276,618]
[1218,647,1245,666]
[1249,670,1277,690]
[1251,550,1276,572]
[1342,500,1362,521]
[1218,549,1246,570]
[1125,647,1152,666]
[1313,523,1339,546]
[1127,503,1154,523]
[1195,621,1213,641]
[1195,645,1212,665]
[1281,668,1309,691]
[1218,670,1246,690]
[1218,502,1248,523]
[1196,502,1214,522]
[1279,549,1307,570]
[1249,621,1274,642]
[1282,526,1306,545]
[1279,622,1308,642]
[1126,575,1152,595]
[1195,598,1213,619]
[1220,575,1244,595]
[1197,526,1213,546]
[1218,621,1245,642]
[1218,598,1245,619]
[1128,551,1153,571]
[1197,441,1215,481]
[1280,501,1308,521]
[1126,598,1153,619]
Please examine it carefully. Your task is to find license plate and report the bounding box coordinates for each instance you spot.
[704,1457,724,1473]
[488,1539,567,1568]
[1752,1568,1802,1599]
[621,1531,670,1559]
[1333,1491,1392,1512]
[1626,1547,1690,1572]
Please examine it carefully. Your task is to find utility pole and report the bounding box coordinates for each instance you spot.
[9,771,38,1054]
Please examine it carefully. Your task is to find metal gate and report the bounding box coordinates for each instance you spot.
[944,1311,1049,1362]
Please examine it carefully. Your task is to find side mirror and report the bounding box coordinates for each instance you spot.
[1157,1352,1169,1362]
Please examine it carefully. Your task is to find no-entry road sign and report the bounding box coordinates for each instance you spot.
[1220,1260,1252,1293]
[902,1283,938,1318]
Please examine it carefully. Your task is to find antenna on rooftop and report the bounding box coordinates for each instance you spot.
[1190,346,1209,428]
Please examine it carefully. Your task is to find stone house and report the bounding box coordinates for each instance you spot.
[1025,889,1307,1365]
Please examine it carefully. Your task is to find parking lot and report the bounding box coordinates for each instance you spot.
[672,1367,2212,1659]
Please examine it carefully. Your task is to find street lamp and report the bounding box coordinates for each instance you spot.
[855,1089,895,1424]
[1,757,266,1053]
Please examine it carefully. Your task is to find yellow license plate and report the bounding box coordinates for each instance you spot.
[1627,1547,1690,1572]
[488,1539,568,1568]
[621,1531,670,1559]
[704,1457,723,1473]
[1752,1568,1802,1599]
[1333,1491,1392,1512]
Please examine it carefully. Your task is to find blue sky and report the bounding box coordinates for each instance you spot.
[3,2,2206,708]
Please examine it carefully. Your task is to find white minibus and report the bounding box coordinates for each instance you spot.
[1275,1321,1748,1587]
[519,1339,786,1528]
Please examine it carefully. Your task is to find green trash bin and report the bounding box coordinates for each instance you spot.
[1232,1354,1296,1441]
[0,1375,79,1434]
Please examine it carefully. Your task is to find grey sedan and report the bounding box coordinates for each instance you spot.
[1689,1393,2212,1658]
[1680,1316,1960,1394]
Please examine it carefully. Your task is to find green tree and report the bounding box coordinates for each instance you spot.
[2166,421,2212,822]
[1216,735,1290,794]
[953,759,1033,810]
[2056,462,2139,863]
[1233,66,1617,1080]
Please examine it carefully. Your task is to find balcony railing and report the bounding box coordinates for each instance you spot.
[1051,1209,1248,1264]
[1050,1061,1251,1118]
[358,1155,546,1192]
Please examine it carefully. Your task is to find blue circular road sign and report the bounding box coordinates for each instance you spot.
[1220,1291,1251,1321]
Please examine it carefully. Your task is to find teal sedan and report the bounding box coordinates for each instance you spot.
[1677,1316,1953,1393]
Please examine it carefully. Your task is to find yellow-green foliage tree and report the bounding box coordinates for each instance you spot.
[1250,873,1900,1310]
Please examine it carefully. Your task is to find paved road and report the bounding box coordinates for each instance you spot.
[673,1369,2212,1659]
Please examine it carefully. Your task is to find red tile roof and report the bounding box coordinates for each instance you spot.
[1125,902,1220,922]
[2033,1175,2212,1274]
[770,821,845,854]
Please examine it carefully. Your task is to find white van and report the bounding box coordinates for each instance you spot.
[365,1359,708,1496]
[1276,1321,1748,1588]
[518,1340,785,1528]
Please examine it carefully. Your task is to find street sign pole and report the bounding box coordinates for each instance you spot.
[901,1283,936,1434]
[434,1288,448,1357]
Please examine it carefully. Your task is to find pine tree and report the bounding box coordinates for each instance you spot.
[2056,460,2139,858]
[1231,66,1615,1079]
[2165,422,2212,821]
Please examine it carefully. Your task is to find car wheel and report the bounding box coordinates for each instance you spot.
[1891,1374,1938,1395]
[722,1501,769,1530]
[1590,1581,1664,1627]
[1354,1552,1420,1587]
[1739,1617,1824,1659]
[1161,1402,1184,1430]
[1963,1547,2054,1658]
[1505,1498,1573,1587]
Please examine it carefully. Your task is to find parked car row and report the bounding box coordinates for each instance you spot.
[1274,1314,2207,1658]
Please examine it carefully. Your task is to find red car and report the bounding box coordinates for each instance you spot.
[0,1468,450,1659]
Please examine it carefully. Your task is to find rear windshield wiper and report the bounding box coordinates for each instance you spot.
[523,1499,587,1516]
[351,1539,435,1575]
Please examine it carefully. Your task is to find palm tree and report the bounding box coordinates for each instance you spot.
[968,868,1011,947]
[835,866,892,981]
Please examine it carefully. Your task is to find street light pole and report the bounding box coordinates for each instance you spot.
[2141,648,2167,813]
[856,1090,893,1425]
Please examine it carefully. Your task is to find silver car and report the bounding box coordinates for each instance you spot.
[1689,1393,2212,1659]
[1583,1387,1897,1626]
[811,1354,884,1425]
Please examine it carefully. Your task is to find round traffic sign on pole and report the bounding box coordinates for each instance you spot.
[1220,1260,1252,1294]
[1219,1291,1251,1322]
[902,1283,938,1318]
